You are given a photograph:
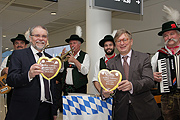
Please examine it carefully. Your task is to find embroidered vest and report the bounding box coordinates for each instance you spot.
[99,57,106,70]
[62,51,88,89]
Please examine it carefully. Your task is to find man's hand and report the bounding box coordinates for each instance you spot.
[28,63,43,79]
[102,89,114,98]
[61,48,66,57]
[117,80,132,91]
[153,72,162,82]
[1,67,8,76]
[67,54,76,63]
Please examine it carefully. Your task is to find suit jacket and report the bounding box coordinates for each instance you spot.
[5,47,57,120]
[107,50,161,120]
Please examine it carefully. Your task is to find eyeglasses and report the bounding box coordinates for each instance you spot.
[31,34,48,39]
[116,39,129,44]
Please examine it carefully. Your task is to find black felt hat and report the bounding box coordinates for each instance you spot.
[65,34,84,43]
[158,21,180,36]
[11,34,29,44]
[99,35,115,47]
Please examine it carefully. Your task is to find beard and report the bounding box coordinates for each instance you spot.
[32,40,46,51]
[105,48,115,55]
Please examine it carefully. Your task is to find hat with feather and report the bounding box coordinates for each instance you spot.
[65,26,84,43]
[158,5,180,36]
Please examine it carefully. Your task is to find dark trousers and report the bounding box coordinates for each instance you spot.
[35,102,53,120]
[7,89,13,110]
[128,104,139,120]
[55,82,63,112]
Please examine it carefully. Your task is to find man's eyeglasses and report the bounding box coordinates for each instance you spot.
[116,39,129,44]
[31,34,48,39]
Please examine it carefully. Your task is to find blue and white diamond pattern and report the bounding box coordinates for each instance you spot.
[63,96,113,120]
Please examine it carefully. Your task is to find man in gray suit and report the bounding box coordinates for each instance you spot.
[106,29,161,120]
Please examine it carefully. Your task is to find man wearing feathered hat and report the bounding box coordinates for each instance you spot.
[61,34,90,95]
[151,6,180,120]
[152,21,180,120]
[92,35,116,98]
[0,34,29,110]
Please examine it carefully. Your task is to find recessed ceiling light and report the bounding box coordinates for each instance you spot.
[3,35,6,38]
[51,12,56,16]
[10,49,13,51]
[5,47,8,50]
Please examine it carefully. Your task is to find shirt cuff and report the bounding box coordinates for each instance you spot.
[129,82,133,94]
[28,71,33,82]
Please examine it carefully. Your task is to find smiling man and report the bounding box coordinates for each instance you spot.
[151,21,180,120]
[92,35,116,98]
[61,34,90,95]
[105,28,161,120]
[5,25,57,120]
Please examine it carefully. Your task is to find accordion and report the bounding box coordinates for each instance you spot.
[158,55,180,93]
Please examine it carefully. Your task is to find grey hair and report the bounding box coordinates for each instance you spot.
[114,28,132,41]
[29,25,48,36]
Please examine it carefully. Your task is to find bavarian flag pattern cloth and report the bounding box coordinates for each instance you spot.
[63,96,112,120]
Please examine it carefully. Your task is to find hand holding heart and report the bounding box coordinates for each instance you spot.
[117,80,132,91]
[29,63,43,79]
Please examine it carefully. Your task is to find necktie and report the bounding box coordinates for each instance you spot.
[37,52,50,100]
[123,56,129,80]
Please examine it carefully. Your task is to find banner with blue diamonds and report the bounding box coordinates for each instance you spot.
[63,96,113,120]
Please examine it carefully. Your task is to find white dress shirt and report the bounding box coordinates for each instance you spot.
[29,45,52,103]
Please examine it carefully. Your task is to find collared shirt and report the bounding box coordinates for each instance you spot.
[120,50,132,66]
[29,45,52,103]
[92,54,116,82]
[61,50,90,85]
[120,49,133,94]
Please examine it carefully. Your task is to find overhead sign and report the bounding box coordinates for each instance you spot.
[93,0,143,15]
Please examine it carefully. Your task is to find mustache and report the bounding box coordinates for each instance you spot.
[17,46,23,48]
[105,48,113,51]
[164,38,178,45]
[35,40,45,44]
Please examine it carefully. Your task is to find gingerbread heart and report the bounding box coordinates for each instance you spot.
[98,69,122,91]
[37,57,61,80]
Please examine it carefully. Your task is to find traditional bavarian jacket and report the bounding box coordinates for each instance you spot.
[62,50,90,89]
[151,46,180,94]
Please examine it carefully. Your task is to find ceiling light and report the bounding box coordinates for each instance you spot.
[5,47,8,50]
[3,35,6,38]
[10,49,13,51]
[51,12,56,16]
[46,0,58,2]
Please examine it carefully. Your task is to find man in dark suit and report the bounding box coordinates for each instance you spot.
[106,29,161,120]
[5,25,57,120]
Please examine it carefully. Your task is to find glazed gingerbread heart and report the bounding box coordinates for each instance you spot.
[37,57,61,80]
[98,69,122,91]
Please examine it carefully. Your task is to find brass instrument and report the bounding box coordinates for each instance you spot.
[56,48,74,62]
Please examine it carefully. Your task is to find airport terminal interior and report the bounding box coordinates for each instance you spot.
[0,0,180,120]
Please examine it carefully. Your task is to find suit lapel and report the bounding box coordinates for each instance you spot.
[27,47,36,64]
[129,50,137,81]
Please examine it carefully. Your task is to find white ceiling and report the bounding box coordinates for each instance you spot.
[0,0,146,52]
[0,0,86,52]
